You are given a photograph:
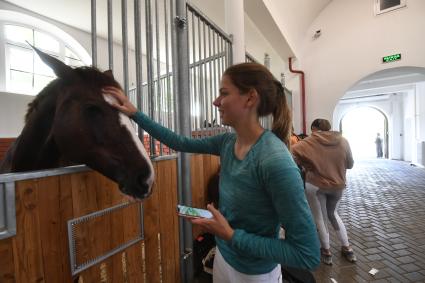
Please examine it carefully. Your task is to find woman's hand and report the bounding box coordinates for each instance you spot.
[190,204,234,241]
[102,86,137,116]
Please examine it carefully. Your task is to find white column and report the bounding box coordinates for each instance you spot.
[225,0,245,64]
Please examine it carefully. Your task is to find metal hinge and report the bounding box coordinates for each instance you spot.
[175,16,187,29]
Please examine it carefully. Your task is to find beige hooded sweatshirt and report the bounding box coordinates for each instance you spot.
[291,131,354,190]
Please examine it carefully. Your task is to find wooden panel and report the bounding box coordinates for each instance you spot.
[190,154,220,238]
[0,153,219,282]
[143,162,161,283]
[157,159,180,283]
[12,179,45,282]
[70,172,101,283]
[0,138,15,161]
[37,176,63,283]
[0,238,16,282]
[58,174,77,283]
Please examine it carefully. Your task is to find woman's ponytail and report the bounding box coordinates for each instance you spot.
[272,81,292,148]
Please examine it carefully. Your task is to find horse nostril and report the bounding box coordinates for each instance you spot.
[137,174,151,192]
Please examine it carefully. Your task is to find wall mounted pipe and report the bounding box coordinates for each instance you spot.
[289,57,306,134]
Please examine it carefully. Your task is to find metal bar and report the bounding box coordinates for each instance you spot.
[173,0,194,281]
[212,31,218,135]
[122,0,129,96]
[203,20,208,133]
[0,185,5,232]
[189,12,194,130]
[154,0,163,155]
[134,0,144,138]
[197,17,204,129]
[0,165,89,183]
[91,0,97,67]
[208,25,213,131]
[191,11,199,131]
[107,0,113,70]
[0,182,16,240]
[145,0,156,157]
[186,2,232,43]
[164,0,172,133]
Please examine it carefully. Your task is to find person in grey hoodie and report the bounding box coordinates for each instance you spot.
[291,118,356,266]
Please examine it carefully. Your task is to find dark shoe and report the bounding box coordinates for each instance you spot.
[341,248,357,263]
[320,248,332,265]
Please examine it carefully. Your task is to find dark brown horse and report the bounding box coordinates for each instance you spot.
[0,47,154,199]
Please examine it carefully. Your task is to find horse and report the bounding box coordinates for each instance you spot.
[0,46,154,200]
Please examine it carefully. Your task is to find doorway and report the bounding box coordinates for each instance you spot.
[340,107,388,159]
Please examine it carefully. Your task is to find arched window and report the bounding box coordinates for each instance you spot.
[2,23,85,95]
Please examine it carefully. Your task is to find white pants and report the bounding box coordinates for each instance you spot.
[305,182,350,249]
[213,248,282,283]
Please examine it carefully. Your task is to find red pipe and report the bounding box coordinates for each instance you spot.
[288,57,306,135]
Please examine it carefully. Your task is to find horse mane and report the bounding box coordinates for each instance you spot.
[24,66,119,124]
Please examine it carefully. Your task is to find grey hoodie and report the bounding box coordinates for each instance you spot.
[291,131,354,190]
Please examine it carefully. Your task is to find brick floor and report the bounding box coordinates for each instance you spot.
[313,159,425,283]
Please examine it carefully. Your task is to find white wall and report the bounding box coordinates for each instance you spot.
[0,91,33,137]
[288,0,425,132]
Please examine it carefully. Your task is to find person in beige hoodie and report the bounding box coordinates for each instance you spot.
[291,118,356,266]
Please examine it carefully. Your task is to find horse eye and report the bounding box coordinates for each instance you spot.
[85,104,104,117]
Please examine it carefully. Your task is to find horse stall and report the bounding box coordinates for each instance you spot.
[0,154,219,282]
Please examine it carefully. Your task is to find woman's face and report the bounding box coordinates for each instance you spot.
[213,75,249,126]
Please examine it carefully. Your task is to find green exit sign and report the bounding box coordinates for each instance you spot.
[382,53,401,63]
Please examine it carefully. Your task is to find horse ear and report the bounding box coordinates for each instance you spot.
[26,41,75,79]
[104,70,114,79]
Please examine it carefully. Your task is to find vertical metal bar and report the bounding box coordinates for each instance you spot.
[191,11,198,132]
[145,0,156,157]
[172,0,193,281]
[122,0,129,96]
[164,0,172,134]
[154,0,163,155]
[203,21,208,134]
[107,0,113,70]
[208,25,213,132]
[134,0,144,138]
[91,0,97,67]
[212,31,218,135]
[197,17,204,130]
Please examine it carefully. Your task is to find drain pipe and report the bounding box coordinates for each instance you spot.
[288,57,306,135]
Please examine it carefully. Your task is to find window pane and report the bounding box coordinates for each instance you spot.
[34,54,56,76]
[65,47,80,60]
[34,31,60,54]
[34,74,55,93]
[5,25,33,45]
[65,57,84,68]
[381,0,401,10]
[9,70,33,93]
[9,45,33,73]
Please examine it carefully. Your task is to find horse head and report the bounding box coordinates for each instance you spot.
[0,46,154,199]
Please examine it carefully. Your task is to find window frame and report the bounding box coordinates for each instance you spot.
[1,22,83,95]
[374,0,407,15]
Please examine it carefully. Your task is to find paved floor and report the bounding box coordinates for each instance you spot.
[313,159,425,283]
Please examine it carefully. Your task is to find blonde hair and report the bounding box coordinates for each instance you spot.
[223,63,291,147]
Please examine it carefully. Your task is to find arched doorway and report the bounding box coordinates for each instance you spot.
[334,66,425,163]
[340,107,388,159]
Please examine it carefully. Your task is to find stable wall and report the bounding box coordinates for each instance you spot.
[285,0,425,134]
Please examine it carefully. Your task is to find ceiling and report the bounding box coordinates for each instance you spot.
[349,67,425,91]
[4,0,332,61]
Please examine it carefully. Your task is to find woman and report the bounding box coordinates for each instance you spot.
[291,119,356,266]
[104,63,319,282]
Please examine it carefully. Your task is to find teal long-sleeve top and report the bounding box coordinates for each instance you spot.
[132,111,320,274]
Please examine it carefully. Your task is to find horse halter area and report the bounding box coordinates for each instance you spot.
[0,0,238,282]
